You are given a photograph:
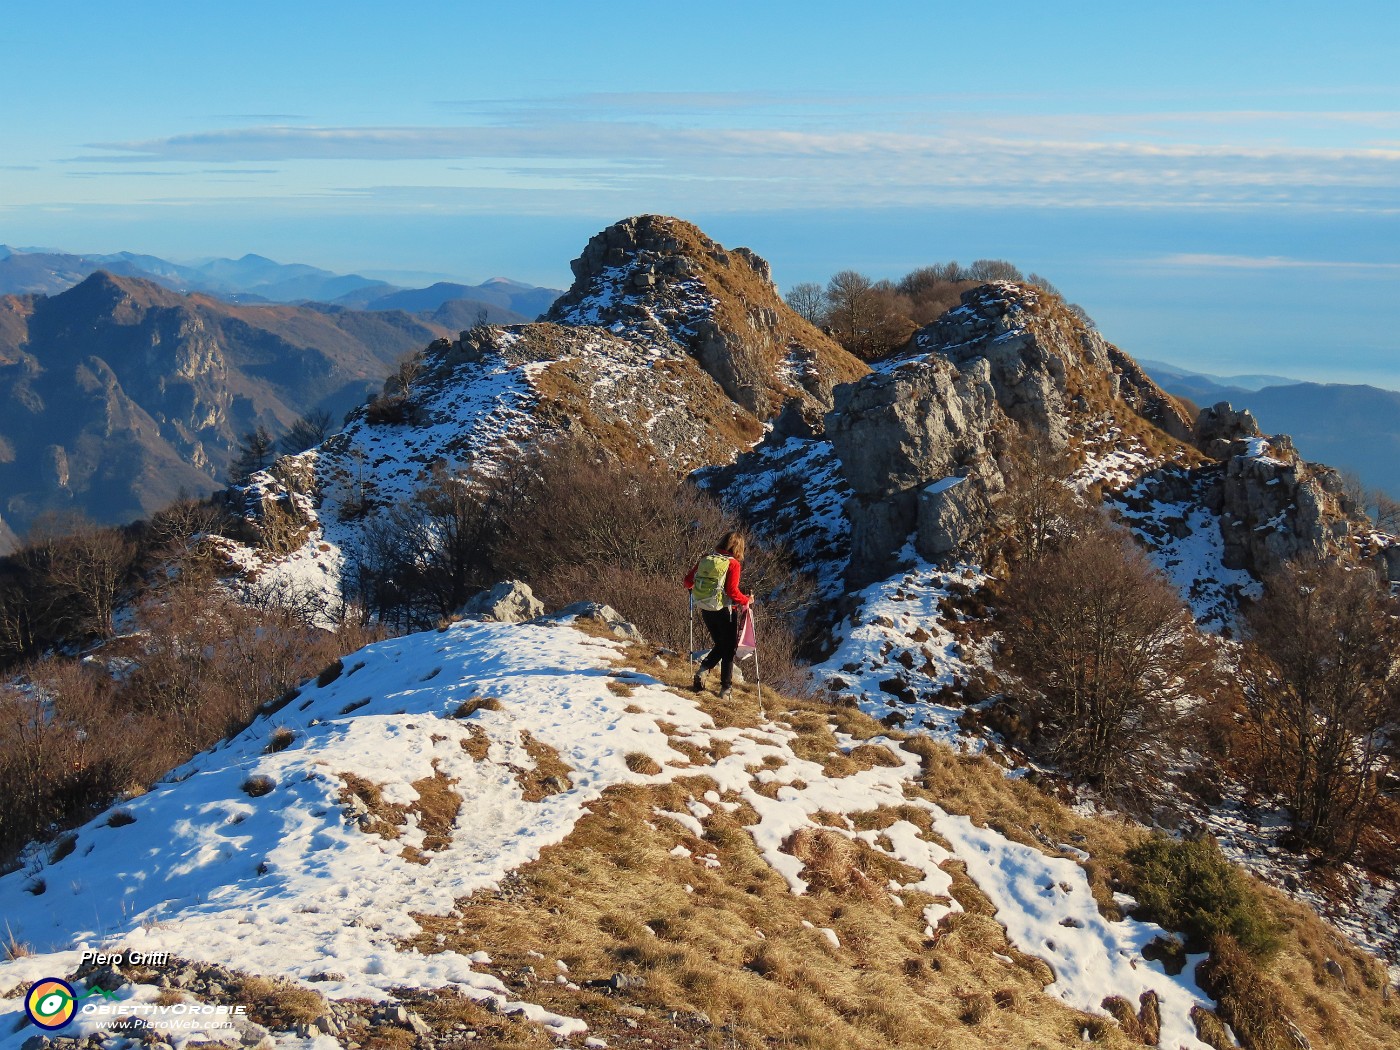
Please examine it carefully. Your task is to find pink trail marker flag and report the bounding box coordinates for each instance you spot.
[736,606,757,657]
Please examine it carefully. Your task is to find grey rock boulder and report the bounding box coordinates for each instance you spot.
[458,580,545,624]
[917,475,989,560]
[1218,436,1352,575]
[827,355,1002,584]
[536,601,644,642]
[1196,401,1263,460]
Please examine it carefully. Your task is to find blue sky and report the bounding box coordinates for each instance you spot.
[3,1,1398,384]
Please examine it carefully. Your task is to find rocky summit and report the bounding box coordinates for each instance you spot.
[227,217,868,585]
[547,214,867,422]
[710,277,1396,597]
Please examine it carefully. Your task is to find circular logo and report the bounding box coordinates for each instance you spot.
[26,978,77,1030]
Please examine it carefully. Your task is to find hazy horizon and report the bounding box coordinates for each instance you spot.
[4,1,1397,386]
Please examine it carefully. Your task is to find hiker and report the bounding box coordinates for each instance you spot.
[684,530,752,700]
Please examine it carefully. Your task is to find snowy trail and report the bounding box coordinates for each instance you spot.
[1,618,1215,1049]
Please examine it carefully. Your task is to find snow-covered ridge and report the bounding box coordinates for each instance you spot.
[229,319,757,616]
[0,616,1218,1049]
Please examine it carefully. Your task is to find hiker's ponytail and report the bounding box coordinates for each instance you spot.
[718,531,746,560]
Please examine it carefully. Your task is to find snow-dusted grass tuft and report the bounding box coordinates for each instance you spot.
[454,696,502,718]
[2,924,28,961]
[240,774,276,798]
[315,659,344,687]
[623,752,662,776]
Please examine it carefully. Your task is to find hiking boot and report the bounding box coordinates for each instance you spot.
[718,686,732,701]
[691,671,704,692]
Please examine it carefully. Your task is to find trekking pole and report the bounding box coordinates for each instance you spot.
[688,592,694,666]
[752,606,765,719]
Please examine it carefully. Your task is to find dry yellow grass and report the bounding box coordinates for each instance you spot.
[454,696,503,718]
[510,731,574,802]
[388,641,1400,1049]
[338,771,406,840]
[229,975,326,1029]
[407,779,1135,1050]
[405,762,460,856]
[460,724,491,761]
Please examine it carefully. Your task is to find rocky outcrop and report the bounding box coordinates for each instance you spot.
[909,283,1192,448]
[448,320,760,470]
[820,282,1200,586]
[459,580,545,624]
[827,356,1003,585]
[1212,435,1356,576]
[537,600,643,641]
[547,215,866,421]
[1378,543,1400,583]
[1195,401,1262,459]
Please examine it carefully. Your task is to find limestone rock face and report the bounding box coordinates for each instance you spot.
[540,600,644,641]
[1196,401,1262,459]
[918,476,988,561]
[821,282,1200,585]
[1216,436,1353,575]
[909,283,1192,448]
[827,356,1002,585]
[1378,543,1400,583]
[547,215,867,421]
[914,286,1078,448]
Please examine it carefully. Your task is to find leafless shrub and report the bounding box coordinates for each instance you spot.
[996,517,1212,784]
[1241,559,1400,860]
[494,441,816,692]
[995,431,1083,563]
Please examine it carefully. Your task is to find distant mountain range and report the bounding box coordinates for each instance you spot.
[0,249,561,546]
[0,245,560,319]
[0,271,468,543]
[1141,358,1400,501]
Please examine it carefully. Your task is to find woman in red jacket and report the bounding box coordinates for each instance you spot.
[684,531,752,700]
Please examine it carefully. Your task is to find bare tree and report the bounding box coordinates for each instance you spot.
[228,425,276,484]
[279,408,334,455]
[784,282,827,326]
[1066,303,1097,330]
[147,493,226,572]
[1367,489,1400,533]
[1337,470,1367,515]
[997,434,1082,563]
[823,271,916,361]
[897,265,976,325]
[46,525,137,638]
[968,259,1024,282]
[388,350,426,398]
[1242,559,1400,860]
[998,520,1208,784]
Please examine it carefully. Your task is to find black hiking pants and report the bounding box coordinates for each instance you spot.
[699,607,740,689]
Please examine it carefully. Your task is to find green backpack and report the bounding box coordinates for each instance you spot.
[691,553,731,612]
